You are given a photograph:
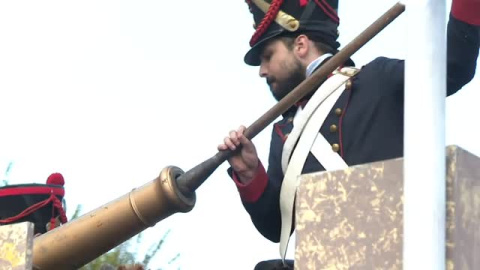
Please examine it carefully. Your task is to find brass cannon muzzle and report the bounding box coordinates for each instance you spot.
[32,166,195,270]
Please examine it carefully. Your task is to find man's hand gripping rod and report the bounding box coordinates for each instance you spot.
[176,2,406,196]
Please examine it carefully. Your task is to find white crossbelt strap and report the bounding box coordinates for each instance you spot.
[278,68,358,264]
[282,70,351,174]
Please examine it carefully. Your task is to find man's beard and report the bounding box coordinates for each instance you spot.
[268,61,306,102]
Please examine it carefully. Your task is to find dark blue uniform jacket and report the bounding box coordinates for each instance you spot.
[230,15,479,243]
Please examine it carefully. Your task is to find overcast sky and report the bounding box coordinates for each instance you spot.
[1,0,478,269]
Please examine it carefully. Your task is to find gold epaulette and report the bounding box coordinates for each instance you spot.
[333,66,361,77]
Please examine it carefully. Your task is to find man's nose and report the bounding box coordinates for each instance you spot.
[259,64,268,78]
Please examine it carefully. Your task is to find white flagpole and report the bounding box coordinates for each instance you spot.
[403,0,446,269]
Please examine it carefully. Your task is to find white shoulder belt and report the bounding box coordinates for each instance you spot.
[278,67,360,264]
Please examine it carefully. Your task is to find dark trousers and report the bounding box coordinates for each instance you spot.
[254,259,294,270]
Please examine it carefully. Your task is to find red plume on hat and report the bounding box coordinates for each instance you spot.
[244,0,340,66]
[47,172,65,186]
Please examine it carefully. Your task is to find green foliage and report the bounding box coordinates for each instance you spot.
[79,241,137,270]
[1,161,13,187]
[70,204,83,220]
[69,205,180,270]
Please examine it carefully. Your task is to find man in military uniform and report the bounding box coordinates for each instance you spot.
[0,172,68,235]
[218,0,479,268]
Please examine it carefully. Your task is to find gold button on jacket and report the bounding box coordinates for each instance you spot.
[332,144,340,152]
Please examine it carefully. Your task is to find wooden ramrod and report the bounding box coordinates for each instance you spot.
[32,3,405,269]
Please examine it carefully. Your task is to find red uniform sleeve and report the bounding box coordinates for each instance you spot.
[452,0,480,25]
[232,161,269,203]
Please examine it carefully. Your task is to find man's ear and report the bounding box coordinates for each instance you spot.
[294,34,310,58]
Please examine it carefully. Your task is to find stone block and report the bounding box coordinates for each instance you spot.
[295,145,480,269]
[0,222,34,270]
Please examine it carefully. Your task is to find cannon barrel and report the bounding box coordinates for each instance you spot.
[32,166,195,269]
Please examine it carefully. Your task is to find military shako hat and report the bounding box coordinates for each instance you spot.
[244,0,340,66]
[0,173,68,234]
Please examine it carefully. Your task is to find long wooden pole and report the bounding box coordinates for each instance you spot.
[175,2,407,195]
